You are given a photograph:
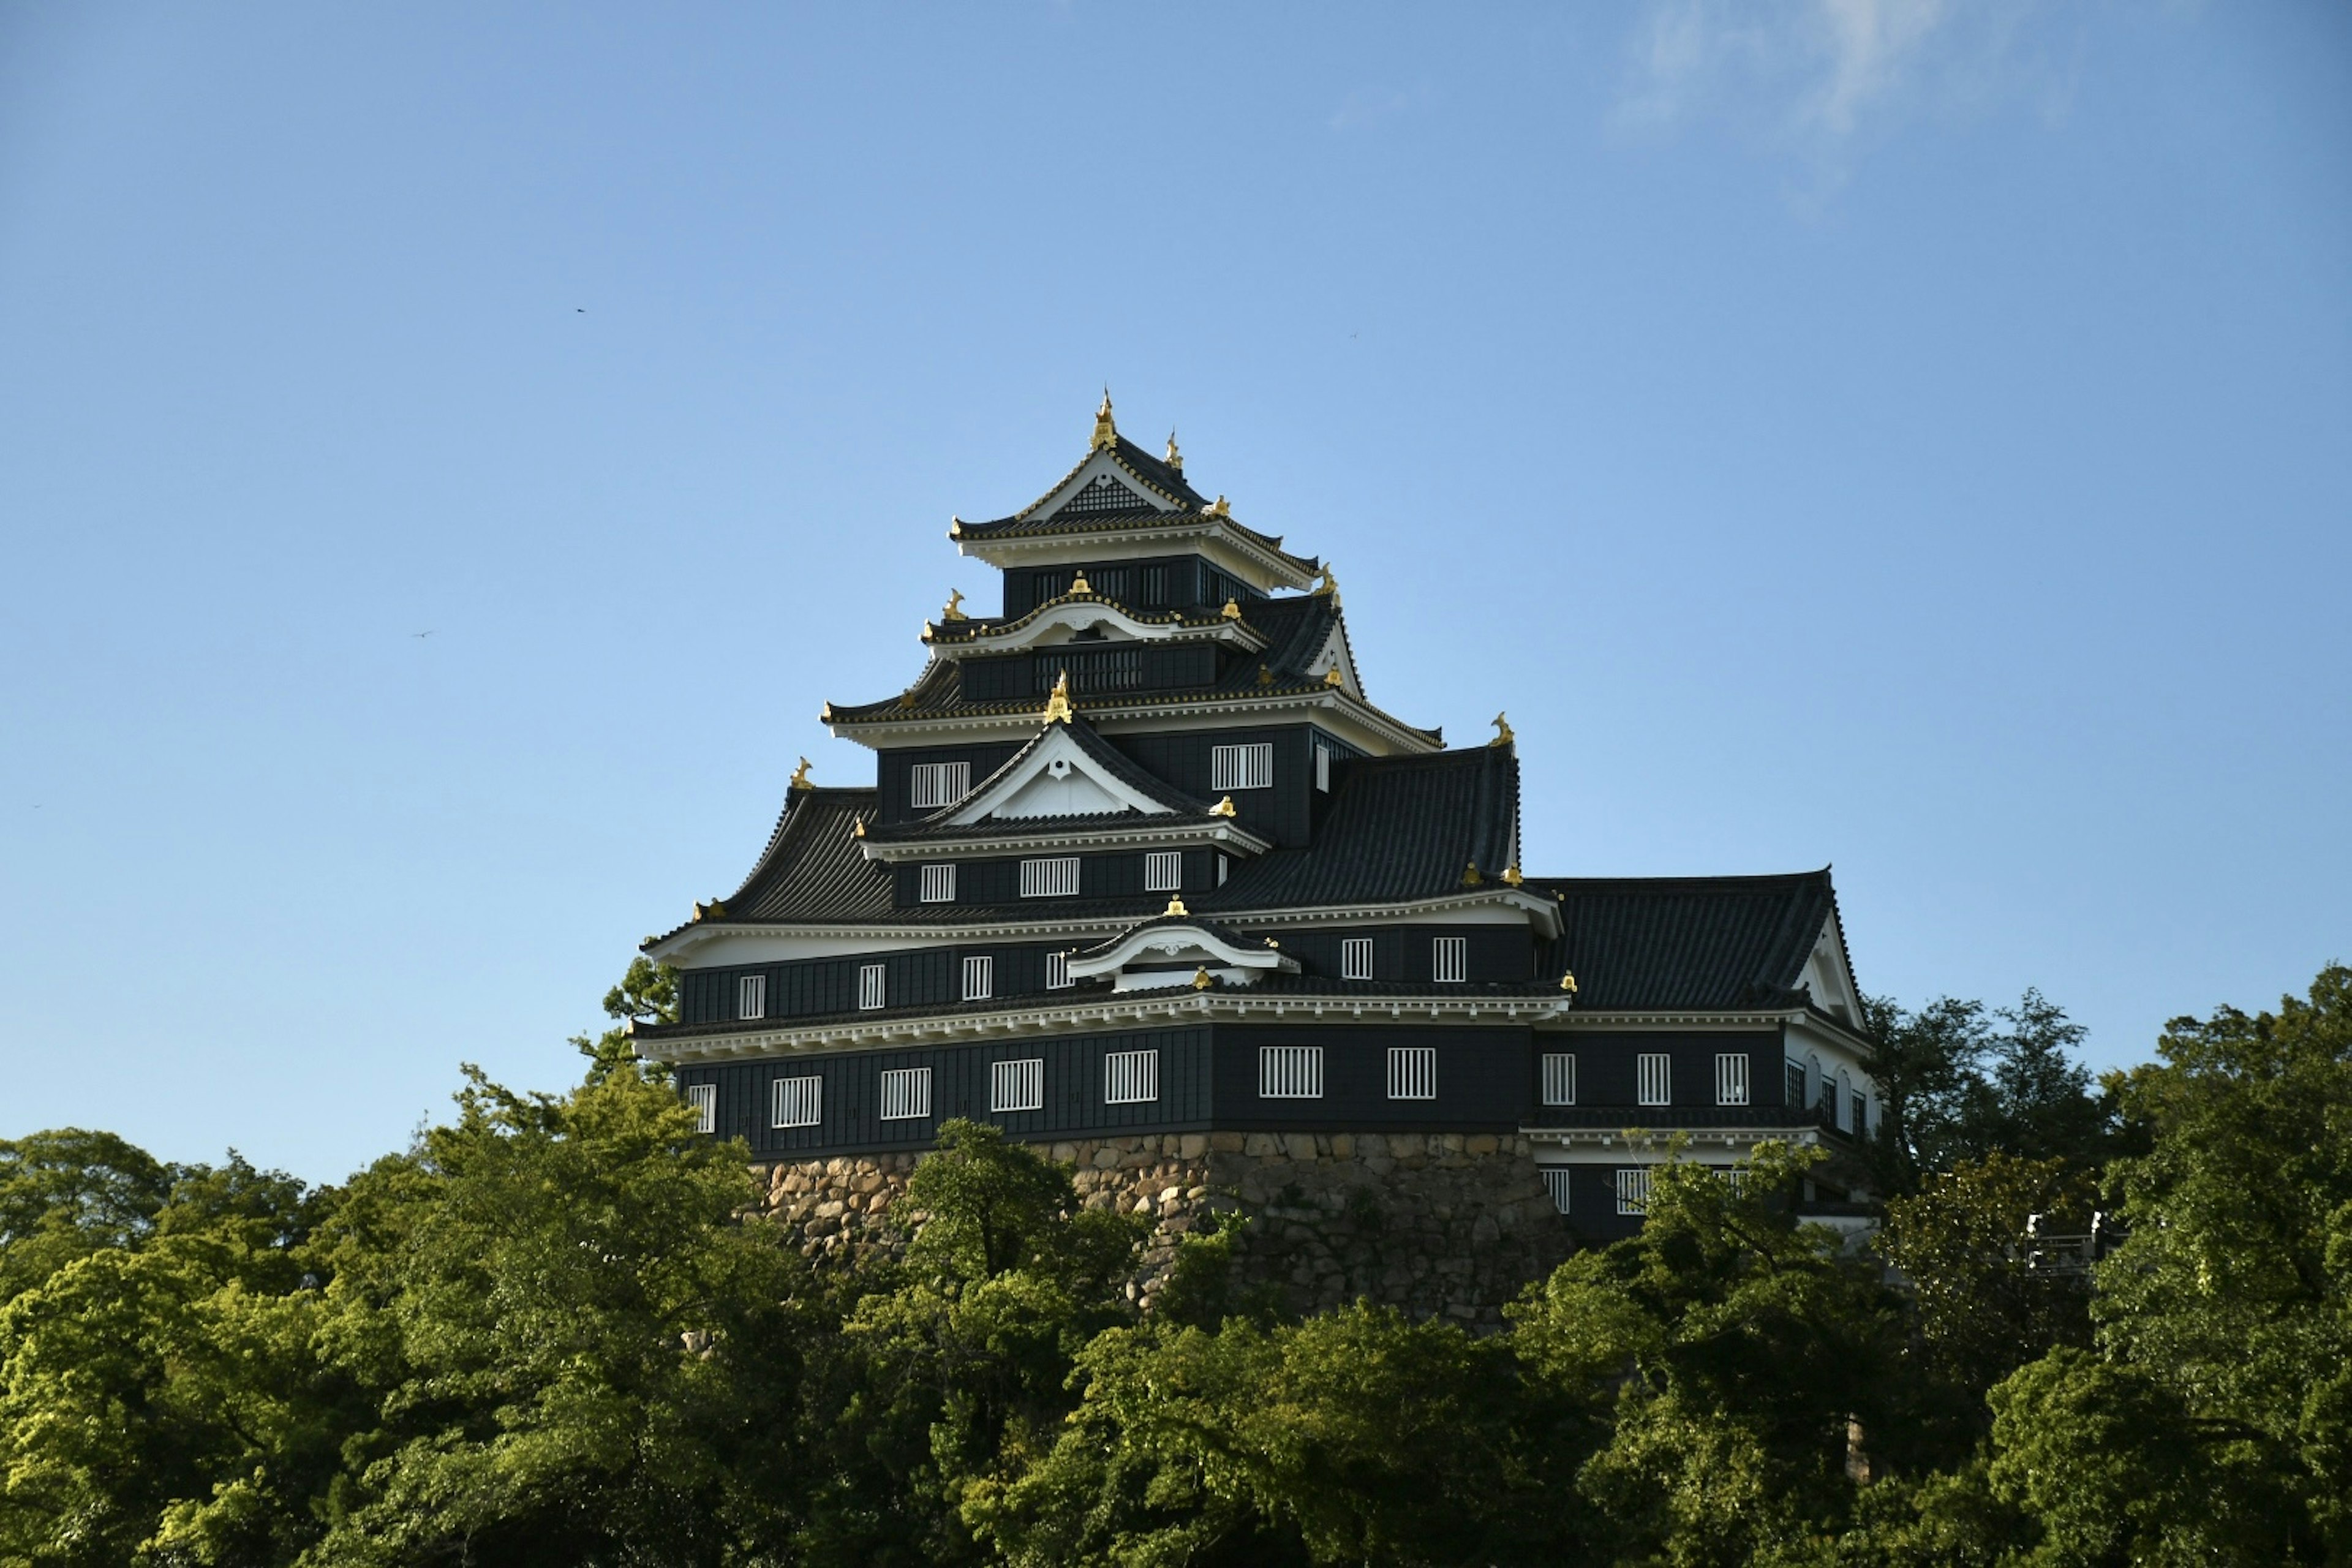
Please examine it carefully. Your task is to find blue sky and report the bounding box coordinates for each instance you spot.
[3,3,2346,1184]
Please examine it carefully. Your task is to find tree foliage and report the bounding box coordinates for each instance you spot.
[2,963,2343,1566]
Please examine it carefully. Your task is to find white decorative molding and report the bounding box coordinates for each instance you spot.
[930,599,1266,659]
[1064,921,1300,990]
[828,687,1440,758]
[640,988,1575,1063]
[856,816,1272,865]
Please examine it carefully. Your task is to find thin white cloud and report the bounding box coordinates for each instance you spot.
[1618,0,2067,153]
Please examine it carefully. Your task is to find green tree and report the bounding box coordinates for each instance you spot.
[1875,1153,2098,1415]
[1864,990,2105,1193]
[0,1128,177,1304]
[1510,1143,1921,1566]
[304,1064,815,1566]
[571,956,679,1084]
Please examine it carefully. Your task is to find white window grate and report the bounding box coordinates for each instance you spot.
[1045,951,1072,990]
[1259,1045,1323,1099]
[1104,1049,1159,1104]
[908,761,970,810]
[962,956,993,1001]
[991,1058,1044,1114]
[1616,1167,1653,1215]
[1431,937,1467,984]
[1211,742,1273,791]
[1387,1046,1436,1100]
[1785,1060,1807,1107]
[878,1067,931,1121]
[737,974,766,1020]
[1144,850,1182,892]
[1019,857,1080,898]
[1540,1167,1573,1214]
[858,963,886,1011]
[1341,937,1373,981]
[919,864,956,903]
[771,1075,821,1129]
[1314,742,1332,792]
[1542,1052,1577,1106]
[1216,853,1229,886]
[685,1083,716,1134]
[1715,1052,1750,1107]
[1637,1053,1672,1107]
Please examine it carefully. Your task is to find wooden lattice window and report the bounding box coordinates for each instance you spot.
[1060,475,1147,515]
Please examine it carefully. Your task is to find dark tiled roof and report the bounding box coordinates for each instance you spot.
[1525,870,1841,1012]
[1195,745,1523,913]
[823,596,1431,739]
[953,437,1317,576]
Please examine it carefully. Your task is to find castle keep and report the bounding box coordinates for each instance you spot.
[633,398,1878,1303]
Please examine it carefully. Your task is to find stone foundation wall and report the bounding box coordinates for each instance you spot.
[758,1129,1573,1327]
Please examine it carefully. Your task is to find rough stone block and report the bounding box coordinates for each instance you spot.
[1243,1133,1280,1157]
[1178,1133,1210,1159]
[1464,1134,1499,1156]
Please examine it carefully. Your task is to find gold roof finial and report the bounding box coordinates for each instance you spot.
[1221,598,1242,621]
[1191,967,1214,990]
[1210,796,1238,818]
[1091,388,1117,450]
[1256,666,1275,687]
[1502,864,1523,887]
[1209,494,1231,516]
[1313,562,1338,597]
[1165,893,1189,917]
[942,588,968,622]
[851,818,867,839]
[1322,666,1344,688]
[1463,860,1485,887]
[1042,669,1075,725]
[1559,971,1579,995]
[1165,430,1183,470]
[789,756,813,791]
[1071,570,1092,595]
[1490,712,1515,748]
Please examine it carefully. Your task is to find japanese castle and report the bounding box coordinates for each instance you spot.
[635,397,1879,1234]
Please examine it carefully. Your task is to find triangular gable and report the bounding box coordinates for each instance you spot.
[1022,447,1183,522]
[945,725,1187,824]
[1065,916,1298,992]
[1305,618,1363,698]
[1798,911,1861,1025]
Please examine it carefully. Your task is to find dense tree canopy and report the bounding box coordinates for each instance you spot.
[1,963,2345,1565]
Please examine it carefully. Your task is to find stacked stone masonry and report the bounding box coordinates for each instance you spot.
[758,1130,1574,1327]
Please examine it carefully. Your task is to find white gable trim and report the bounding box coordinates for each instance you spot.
[931,599,1267,658]
[1024,450,1174,521]
[857,816,1271,865]
[1798,913,1861,1026]
[954,520,1318,594]
[944,726,1172,824]
[1305,619,1363,698]
[1065,922,1298,990]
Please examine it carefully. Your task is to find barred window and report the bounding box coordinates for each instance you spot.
[1211,742,1273,791]
[919,864,956,903]
[1785,1059,1807,1107]
[962,956,993,1001]
[1540,1168,1573,1214]
[685,1083,716,1134]
[1853,1092,1870,1135]
[1144,850,1182,892]
[991,1058,1043,1114]
[771,1075,821,1129]
[878,1068,931,1121]
[1637,1053,1672,1107]
[1542,1052,1577,1106]
[1431,937,1467,984]
[1104,1049,1159,1105]
[1045,951,1072,990]
[737,974,766,1020]
[1019,857,1080,898]
[1715,1052,1750,1106]
[1259,1045,1323,1099]
[908,761,970,810]
[1091,566,1131,603]
[1387,1046,1436,1100]
[1314,742,1332,792]
[1341,937,1373,981]
[1616,1167,1653,1215]
[858,963,886,1011]
[1141,565,1168,606]
[1061,475,1144,514]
